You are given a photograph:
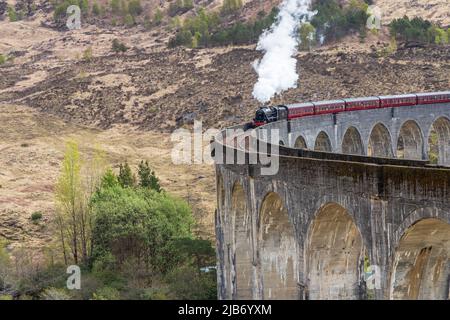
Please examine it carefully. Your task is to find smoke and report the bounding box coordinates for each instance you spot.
[252,0,315,104]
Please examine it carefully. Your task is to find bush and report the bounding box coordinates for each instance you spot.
[221,0,243,16]
[90,175,194,274]
[168,0,194,17]
[298,23,317,51]
[112,39,128,53]
[31,211,43,222]
[153,8,163,26]
[431,27,449,45]
[7,5,18,21]
[40,287,71,300]
[92,286,121,300]
[311,0,369,43]
[389,16,448,45]
[123,13,134,27]
[168,7,279,48]
[110,0,120,14]
[16,263,68,298]
[92,1,101,16]
[82,47,93,61]
[166,265,217,300]
[0,54,6,65]
[138,161,161,192]
[127,0,142,16]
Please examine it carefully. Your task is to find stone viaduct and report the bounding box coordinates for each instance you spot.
[214,102,450,300]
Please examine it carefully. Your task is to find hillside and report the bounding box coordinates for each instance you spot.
[0,0,449,251]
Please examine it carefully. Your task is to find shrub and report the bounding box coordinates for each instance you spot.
[168,6,279,48]
[166,265,217,300]
[127,0,142,16]
[110,0,120,14]
[298,23,317,51]
[92,286,121,300]
[168,0,194,17]
[82,47,93,61]
[0,54,6,65]
[153,8,163,26]
[40,287,71,300]
[111,39,128,53]
[388,16,447,44]
[90,176,194,274]
[432,27,449,45]
[79,0,88,13]
[31,211,43,222]
[310,0,369,43]
[123,13,134,27]
[7,6,18,21]
[138,161,161,192]
[221,0,243,16]
[92,1,101,16]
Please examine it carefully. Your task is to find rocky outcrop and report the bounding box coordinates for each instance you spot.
[0,0,7,18]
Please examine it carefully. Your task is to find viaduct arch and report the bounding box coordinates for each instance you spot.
[215,102,450,300]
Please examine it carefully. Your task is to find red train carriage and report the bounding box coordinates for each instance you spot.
[313,100,346,115]
[379,94,418,108]
[286,102,315,120]
[416,91,450,105]
[249,91,450,129]
[344,97,380,111]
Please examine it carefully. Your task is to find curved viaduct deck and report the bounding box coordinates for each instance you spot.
[214,102,450,300]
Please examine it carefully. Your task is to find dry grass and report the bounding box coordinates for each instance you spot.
[0,104,216,251]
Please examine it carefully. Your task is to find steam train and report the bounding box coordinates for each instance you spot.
[251,91,450,128]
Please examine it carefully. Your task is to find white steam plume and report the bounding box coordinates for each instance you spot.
[252,0,315,104]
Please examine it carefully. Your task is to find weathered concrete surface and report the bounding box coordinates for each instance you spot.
[215,104,450,300]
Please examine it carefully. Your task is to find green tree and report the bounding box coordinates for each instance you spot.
[166,265,216,299]
[110,0,120,14]
[221,0,243,16]
[79,0,89,13]
[82,47,93,62]
[299,23,316,51]
[90,183,194,274]
[311,0,368,43]
[55,141,83,265]
[433,27,448,44]
[128,0,142,16]
[298,22,316,50]
[389,16,437,43]
[123,13,135,27]
[0,239,12,292]
[55,142,105,265]
[168,0,194,17]
[7,5,18,21]
[111,38,128,53]
[118,161,135,187]
[92,1,101,16]
[138,161,161,192]
[153,8,163,26]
